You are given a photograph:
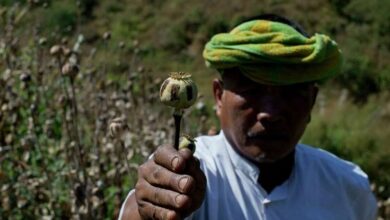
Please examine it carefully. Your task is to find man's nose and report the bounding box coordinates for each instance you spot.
[255,96,284,124]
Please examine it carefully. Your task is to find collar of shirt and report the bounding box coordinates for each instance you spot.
[220,131,295,203]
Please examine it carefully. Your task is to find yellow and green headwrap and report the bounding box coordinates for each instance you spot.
[203,20,343,85]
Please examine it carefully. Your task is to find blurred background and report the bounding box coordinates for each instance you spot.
[0,0,389,219]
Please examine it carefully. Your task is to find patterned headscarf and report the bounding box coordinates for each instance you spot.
[203,20,343,85]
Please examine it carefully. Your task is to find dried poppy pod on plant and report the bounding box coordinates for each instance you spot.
[61,62,79,81]
[50,45,63,56]
[109,117,129,140]
[38,37,47,46]
[160,72,198,150]
[160,72,198,110]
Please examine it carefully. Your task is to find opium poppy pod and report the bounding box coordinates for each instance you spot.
[159,72,198,110]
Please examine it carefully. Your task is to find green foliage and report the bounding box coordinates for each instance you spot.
[330,0,390,101]
[42,1,77,35]
[161,8,206,52]
[337,56,380,103]
[78,0,98,18]
[1,0,389,219]
[0,0,27,7]
[302,90,390,199]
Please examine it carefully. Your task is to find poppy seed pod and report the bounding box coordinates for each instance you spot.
[61,63,79,80]
[159,72,198,110]
[50,45,63,56]
[20,72,31,82]
[109,117,129,139]
[118,41,125,49]
[103,32,111,41]
[62,47,72,57]
[179,135,196,153]
[38,37,47,46]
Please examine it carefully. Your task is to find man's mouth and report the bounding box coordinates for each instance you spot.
[246,131,289,141]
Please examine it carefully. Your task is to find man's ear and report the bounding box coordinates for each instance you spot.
[212,78,224,117]
[311,84,319,109]
[307,84,319,123]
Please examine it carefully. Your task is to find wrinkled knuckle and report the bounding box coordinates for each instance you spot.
[134,181,146,193]
[134,187,143,201]
[134,182,141,191]
[152,166,162,181]
[153,187,162,204]
[138,163,148,176]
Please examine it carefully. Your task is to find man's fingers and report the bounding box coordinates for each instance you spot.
[135,145,206,219]
[135,179,191,212]
[138,179,192,209]
[154,145,193,172]
[139,162,195,194]
[137,199,182,220]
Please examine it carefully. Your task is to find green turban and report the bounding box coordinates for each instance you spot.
[203,20,343,85]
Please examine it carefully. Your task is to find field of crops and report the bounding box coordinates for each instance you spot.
[0,1,389,219]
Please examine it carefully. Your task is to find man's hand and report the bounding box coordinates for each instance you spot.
[124,145,206,220]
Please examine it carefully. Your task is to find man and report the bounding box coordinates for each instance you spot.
[119,14,377,220]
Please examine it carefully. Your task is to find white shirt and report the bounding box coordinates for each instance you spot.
[119,132,377,220]
[186,132,377,220]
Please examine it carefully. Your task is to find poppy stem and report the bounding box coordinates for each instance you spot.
[173,109,183,150]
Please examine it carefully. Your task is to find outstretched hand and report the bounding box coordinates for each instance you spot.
[122,144,206,220]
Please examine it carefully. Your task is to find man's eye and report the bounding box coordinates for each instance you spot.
[243,90,264,99]
[282,86,310,98]
[235,88,257,95]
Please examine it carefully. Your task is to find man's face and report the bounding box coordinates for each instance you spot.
[213,72,318,163]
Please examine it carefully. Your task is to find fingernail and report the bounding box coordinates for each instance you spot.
[171,157,179,169]
[179,177,188,191]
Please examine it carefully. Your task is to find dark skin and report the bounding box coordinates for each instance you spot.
[122,71,318,219]
[121,146,206,220]
[214,71,318,192]
[256,149,295,193]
